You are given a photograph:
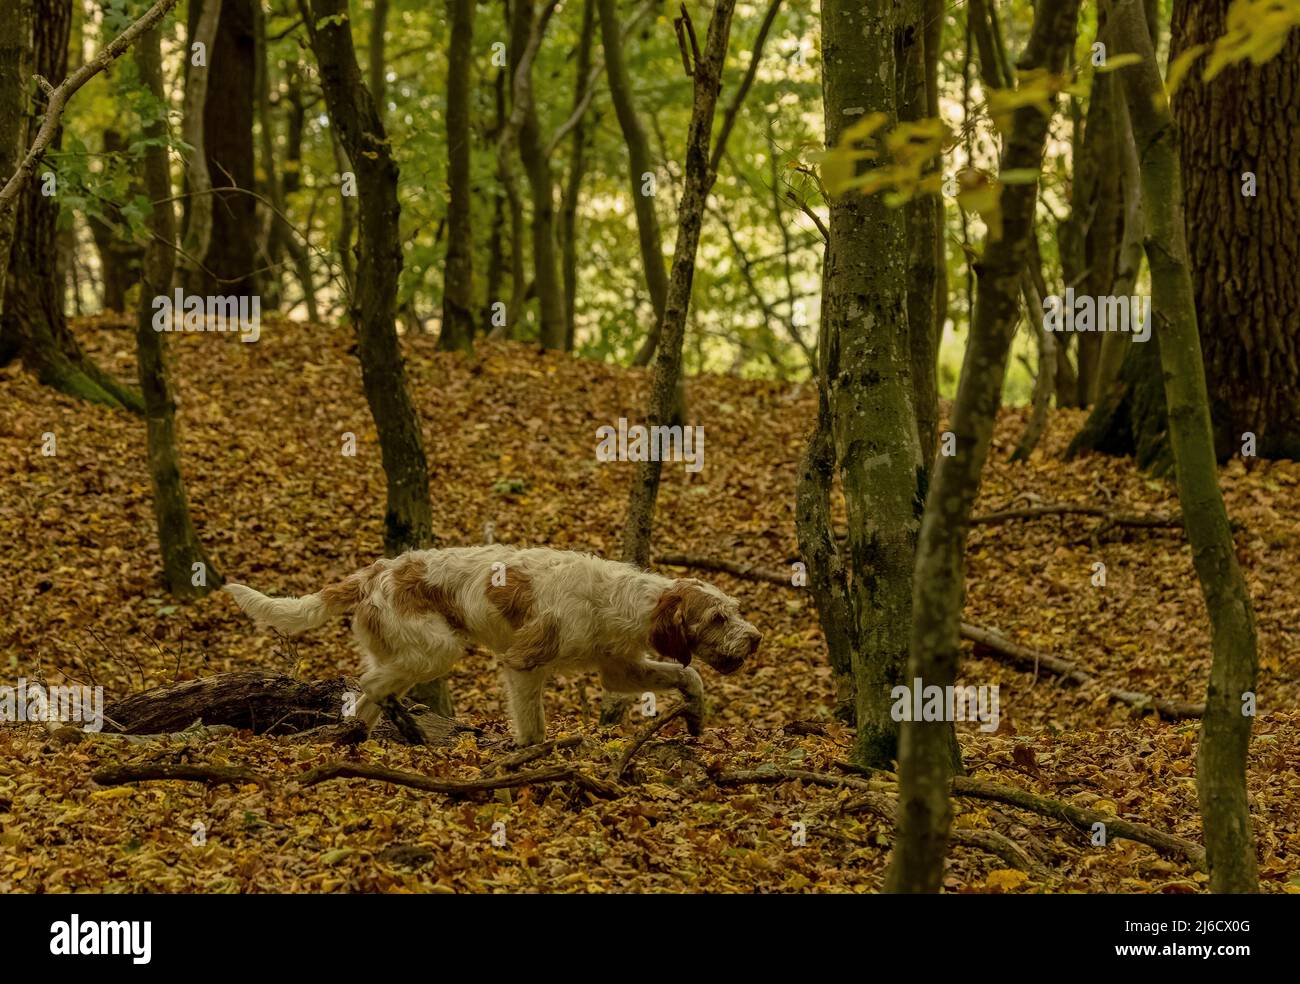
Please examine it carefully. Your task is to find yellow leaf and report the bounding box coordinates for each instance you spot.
[985,868,1029,890]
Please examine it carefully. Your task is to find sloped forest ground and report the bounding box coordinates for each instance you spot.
[2,316,1298,894]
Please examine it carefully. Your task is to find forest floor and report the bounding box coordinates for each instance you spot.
[2,316,1298,893]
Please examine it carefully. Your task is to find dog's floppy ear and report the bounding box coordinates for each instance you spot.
[649,586,691,665]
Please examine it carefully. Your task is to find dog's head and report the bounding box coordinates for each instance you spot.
[649,578,761,674]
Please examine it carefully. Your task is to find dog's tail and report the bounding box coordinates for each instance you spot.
[223,578,357,635]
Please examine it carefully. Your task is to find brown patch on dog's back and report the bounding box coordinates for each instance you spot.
[321,559,388,613]
[389,555,467,632]
[485,567,534,628]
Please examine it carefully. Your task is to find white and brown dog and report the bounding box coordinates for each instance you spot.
[223,546,761,745]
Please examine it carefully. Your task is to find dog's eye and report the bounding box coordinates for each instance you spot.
[711,612,726,624]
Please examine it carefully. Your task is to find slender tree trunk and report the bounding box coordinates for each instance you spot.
[0,0,142,410]
[279,63,319,321]
[509,0,565,350]
[598,0,668,365]
[302,0,449,716]
[439,0,476,353]
[177,0,222,287]
[899,0,941,465]
[559,0,596,352]
[1110,0,1260,894]
[620,0,736,567]
[134,25,222,598]
[85,131,144,312]
[887,0,1080,893]
[369,0,389,114]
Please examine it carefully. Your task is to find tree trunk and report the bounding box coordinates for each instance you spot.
[899,0,942,465]
[369,0,389,114]
[279,62,319,321]
[0,0,142,411]
[815,0,928,768]
[510,0,565,350]
[302,0,450,716]
[0,0,35,320]
[438,0,476,353]
[177,0,222,287]
[188,0,257,297]
[85,131,144,312]
[887,0,1080,893]
[598,0,669,366]
[1170,0,1300,460]
[620,0,736,568]
[559,0,596,352]
[134,25,222,598]
[1111,0,1260,894]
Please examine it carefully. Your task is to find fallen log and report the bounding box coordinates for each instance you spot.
[960,622,1204,719]
[715,766,1204,870]
[102,671,473,745]
[92,763,266,787]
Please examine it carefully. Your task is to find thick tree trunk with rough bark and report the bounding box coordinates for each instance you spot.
[1170,0,1300,460]
[0,0,34,319]
[814,0,927,768]
[620,0,736,567]
[887,0,1080,894]
[134,26,222,598]
[0,0,142,410]
[188,0,257,297]
[439,0,476,352]
[1110,0,1260,894]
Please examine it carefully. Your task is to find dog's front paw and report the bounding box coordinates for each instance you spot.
[679,667,705,735]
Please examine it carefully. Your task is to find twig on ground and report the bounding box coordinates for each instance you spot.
[296,760,622,799]
[92,762,266,787]
[616,703,689,780]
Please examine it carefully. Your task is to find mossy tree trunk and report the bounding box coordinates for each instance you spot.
[0,0,142,411]
[1110,0,1260,894]
[134,25,223,598]
[887,0,1080,893]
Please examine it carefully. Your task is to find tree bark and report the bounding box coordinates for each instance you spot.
[301,0,450,716]
[177,0,223,287]
[598,0,668,365]
[1109,0,1260,894]
[1170,0,1300,460]
[886,0,1080,893]
[439,0,476,353]
[134,24,222,598]
[0,0,35,320]
[813,0,928,767]
[86,131,144,312]
[559,0,596,352]
[509,0,565,350]
[620,0,737,567]
[188,0,257,297]
[0,0,143,411]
